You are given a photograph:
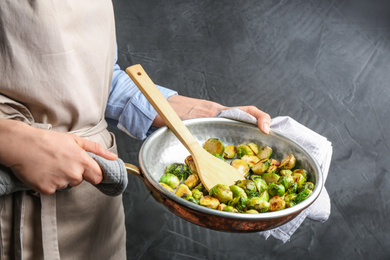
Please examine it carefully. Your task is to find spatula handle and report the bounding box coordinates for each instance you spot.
[126,64,201,154]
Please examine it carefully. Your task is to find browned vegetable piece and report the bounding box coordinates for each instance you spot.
[257,145,273,160]
[236,144,254,158]
[203,138,225,156]
[241,155,260,168]
[230,159,250,177]
[279,154,296,170]
[251,159,271,175]
[159,182,174,193]
[217,203,227,211]
[184,155,197,174]
[175,184,192,198]
[269,196,286,211]
[199,195,220,209]
[223,145,236,159]
[247,142,259,155]
[184,173,200,189]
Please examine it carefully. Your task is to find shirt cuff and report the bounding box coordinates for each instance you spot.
[117,86,177,140]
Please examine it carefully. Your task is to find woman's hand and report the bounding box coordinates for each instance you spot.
[0,119,117,194]
[152,94,271,134]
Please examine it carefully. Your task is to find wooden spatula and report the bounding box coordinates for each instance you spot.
[126,64,245,191]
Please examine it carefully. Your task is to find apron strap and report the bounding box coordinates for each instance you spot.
[40,194,60,260]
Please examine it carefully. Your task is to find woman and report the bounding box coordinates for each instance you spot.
[0,1,270,259]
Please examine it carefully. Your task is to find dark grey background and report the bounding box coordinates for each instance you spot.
[110,0,390,259]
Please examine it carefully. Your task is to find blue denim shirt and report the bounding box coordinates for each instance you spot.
[105,51,177,140]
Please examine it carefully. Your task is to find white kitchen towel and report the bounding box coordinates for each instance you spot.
[218,108,332,243]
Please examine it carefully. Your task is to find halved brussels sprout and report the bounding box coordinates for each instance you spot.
[250,175,268,193]
[293,173,307,187]
[184,155,197,174]
[241,155,260,167]
[261,172,280,184]
[287,182,298,194]
[269,196,286,211]
[175,184,192,198]
[217,203,227,211]
[268,182,286,197]
[279,169,293,177]
[159,173,180,189]
[245,209,259,214]
[294,189,312,203]
[191,188,204,201]
[247,142,259,155]
[259,190,270,202]
[203,138,225,156]
[246,197,270,212]
[165,163,191,181]
[184,173,200,189]
[251,159,271,175]
[223,145,236,159]
[227,196,247,212]
[293,169,308,178]
[285,201,296,208]
[257,146,273,160]
[236,144,254,158]
[284,193,298,202]
[298,182,315,193]
[279,154,296,170]
[209,184,233,204]
[230,159,250,177]
[199,195,220,209]
[222,205,239,213]
[229,185,248,199]
[159,182,174,193]
[185,196,199,204]
[278,175,294,189]
[235,179,257,194]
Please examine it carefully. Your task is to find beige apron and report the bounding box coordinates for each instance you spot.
[0,1,126,259]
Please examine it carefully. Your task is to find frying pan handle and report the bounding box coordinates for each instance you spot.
[125,163,141,177]
[124,162,166,204]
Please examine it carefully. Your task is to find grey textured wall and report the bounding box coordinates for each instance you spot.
[111,1,390,259]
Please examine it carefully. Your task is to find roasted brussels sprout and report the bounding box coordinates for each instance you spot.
[228,196,247,212]
[209,184,233,204]
[199,195,220,209]
[246,198,270,213]
[250,175,268,193]
[236,144,254,158]
[284,193,298,203]
[298,182,315,192]
[217,203,227,211]
[230,159,250,177]
[185,196,199,204]
[279,169,293,177]
[235,179,257,194]
[184,155,197,174]
[175,184,192,198]
[184,173,200,189]
[251,159,271,175]
[247,142,259,155]
[261,172,280,184]
[191,188,204,201]
[165,163,191,181]
[245,209,259,214]
[258,190,270,202]
[159,182,174,193]
[293,169,308,178]
[268,182,286,197]
[294,189,313,203]
[223,205,239,213]
[257,146,273,160]
[269,196,286,211]
[287,182,298,194]
[223,145,236,159]
[159,173,180,189]
[279,154,296,170]
[203,138,225,156]
[293,173,307,187]
[241,155,260,168]
[229,185,248,199]
[278,175,294,190]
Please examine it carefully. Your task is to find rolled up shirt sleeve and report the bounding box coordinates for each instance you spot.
[105,54,177,140]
